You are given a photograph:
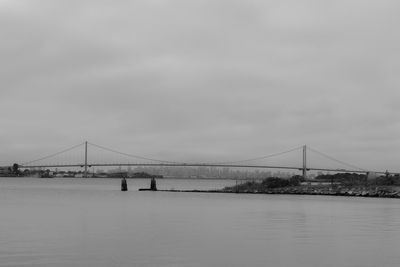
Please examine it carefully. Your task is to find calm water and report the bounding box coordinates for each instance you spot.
[1,178,400,267]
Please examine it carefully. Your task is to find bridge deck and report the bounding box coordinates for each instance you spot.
[19,163,394,175]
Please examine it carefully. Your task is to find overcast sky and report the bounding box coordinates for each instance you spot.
[1,0,399,172]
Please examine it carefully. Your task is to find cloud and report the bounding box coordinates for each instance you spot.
[0,0,399,171]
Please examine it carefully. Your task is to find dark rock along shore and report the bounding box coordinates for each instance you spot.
[140,185,400,199]
[223,184,400,198]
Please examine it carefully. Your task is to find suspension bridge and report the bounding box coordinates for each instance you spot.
[16,141,398,178]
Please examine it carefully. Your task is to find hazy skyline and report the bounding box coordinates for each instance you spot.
[1,0,399,172]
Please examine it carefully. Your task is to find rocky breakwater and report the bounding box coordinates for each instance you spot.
[223,180,400,199]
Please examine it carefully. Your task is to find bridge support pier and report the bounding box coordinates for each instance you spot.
[302,145,307,180]
[84,141,88,178]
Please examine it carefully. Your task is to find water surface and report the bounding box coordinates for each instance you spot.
[1,178,400,267]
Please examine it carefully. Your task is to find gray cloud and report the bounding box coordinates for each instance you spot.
[1,0,399,171]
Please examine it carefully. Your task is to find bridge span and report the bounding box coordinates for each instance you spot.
[16,141,399,178]
[20,163,392,176]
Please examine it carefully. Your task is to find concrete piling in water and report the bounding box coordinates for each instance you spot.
[150,178,157,191]
[121,177,128,191]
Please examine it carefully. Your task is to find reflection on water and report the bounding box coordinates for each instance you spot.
[1,178,400,267]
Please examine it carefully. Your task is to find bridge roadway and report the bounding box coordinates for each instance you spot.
[19,163,395,176]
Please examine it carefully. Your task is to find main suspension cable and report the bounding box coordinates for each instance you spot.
[88,142,180,164]
[22,142,85,166]
[307,146,366,171]
[212,145,304,165]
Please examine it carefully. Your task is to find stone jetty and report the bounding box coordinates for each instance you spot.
[222,185,400,198]
[140,185,400,199]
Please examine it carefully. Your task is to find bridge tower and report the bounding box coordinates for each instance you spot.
[84,141,88,178]
[302,145,307,179]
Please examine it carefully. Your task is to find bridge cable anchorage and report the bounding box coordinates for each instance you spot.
[210,145,304,165]
[21,142,86,166]
[307,146,367,172]
[87,142,182,164]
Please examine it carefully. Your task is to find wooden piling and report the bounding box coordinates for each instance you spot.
[150,178,157,191]
[121,178,128,191]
